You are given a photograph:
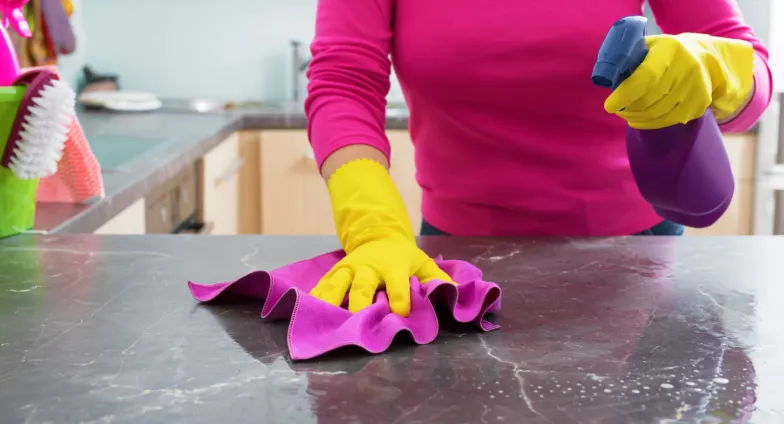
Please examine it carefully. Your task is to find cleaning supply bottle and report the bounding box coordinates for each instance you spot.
[0,0,30,85]
[591,16,735,228]
[0,0,75,238]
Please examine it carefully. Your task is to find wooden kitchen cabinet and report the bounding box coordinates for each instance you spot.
[198,133,242,235]
[685,133,756,236]
[237,131,262,234]
[258,130,421,235]
[94,198,146,235]
[255,130,757,236]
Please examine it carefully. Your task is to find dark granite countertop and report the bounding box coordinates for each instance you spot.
[34,105,410,234]
[0,235,782,423]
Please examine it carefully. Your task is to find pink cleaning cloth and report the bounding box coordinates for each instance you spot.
[37,115,104,203]
[188,250,502,360]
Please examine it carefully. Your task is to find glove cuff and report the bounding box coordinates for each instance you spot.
[327,158,415,253]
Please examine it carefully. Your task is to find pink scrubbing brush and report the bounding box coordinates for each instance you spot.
[1,0,75,180]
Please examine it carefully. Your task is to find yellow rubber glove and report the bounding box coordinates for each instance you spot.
[604,34,755,130]
[310,158,455,316]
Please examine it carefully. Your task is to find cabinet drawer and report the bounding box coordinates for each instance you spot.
[174,165,197,223]
[146,194,173,234]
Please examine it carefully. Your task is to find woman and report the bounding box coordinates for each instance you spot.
[304,0,772,316]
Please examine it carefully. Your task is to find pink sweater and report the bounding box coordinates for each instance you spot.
[305,0,772,236]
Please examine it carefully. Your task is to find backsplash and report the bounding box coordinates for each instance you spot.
[68,0,769,102]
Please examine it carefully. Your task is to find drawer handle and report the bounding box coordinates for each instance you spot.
[214,158,244,186]
[178,221,214,234]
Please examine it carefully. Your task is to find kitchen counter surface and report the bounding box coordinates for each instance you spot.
[0,235,782,423]
[33,105,410,233]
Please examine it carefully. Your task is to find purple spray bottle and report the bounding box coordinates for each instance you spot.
[591,16,735,228]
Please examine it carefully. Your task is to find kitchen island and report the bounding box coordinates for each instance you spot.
[0,235,781,423]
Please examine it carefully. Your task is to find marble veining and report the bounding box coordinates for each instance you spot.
[0,235,783,423]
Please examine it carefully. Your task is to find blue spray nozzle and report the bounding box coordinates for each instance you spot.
[591,16,649,90]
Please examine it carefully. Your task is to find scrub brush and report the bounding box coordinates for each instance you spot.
[1,69,75,179]
[1,0,76,180]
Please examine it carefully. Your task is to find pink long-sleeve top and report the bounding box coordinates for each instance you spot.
[305,0,772,236]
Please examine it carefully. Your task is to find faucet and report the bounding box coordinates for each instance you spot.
[291,41,311,103]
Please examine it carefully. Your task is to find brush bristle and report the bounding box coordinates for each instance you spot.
[8,79,76,180]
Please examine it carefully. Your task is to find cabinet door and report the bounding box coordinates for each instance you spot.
[237,131,262,234]
[387,130,422,231]
[259,130,334,234]
[685,180,754,236]
[259,130,423,235]
[685,133,756,236]
[94,199,146,234]
[199,133,241,235]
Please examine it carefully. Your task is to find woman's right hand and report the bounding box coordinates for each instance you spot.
[310,157,454,316]
[311,235,452,316]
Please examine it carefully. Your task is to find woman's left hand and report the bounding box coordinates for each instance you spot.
[604,33,755,130]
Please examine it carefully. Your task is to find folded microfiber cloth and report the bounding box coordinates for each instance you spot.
[188,250,502,360]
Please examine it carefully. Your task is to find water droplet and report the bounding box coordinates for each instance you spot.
[660,383,674,389]
[713,377,729,385]
[604,389,612,393]
[632,389,640,394]
[539,394,544,398]
[498,390,504,394]
[566,387,572,391]
[643,386,650,390]
[609,384,614,387]
[490,395,495,399]
[685,381,696,386]
[556,384,561,388]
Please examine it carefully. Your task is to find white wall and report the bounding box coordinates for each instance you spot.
[54,0,85,88]
[72,0,769,102]
[78,0,318,101]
